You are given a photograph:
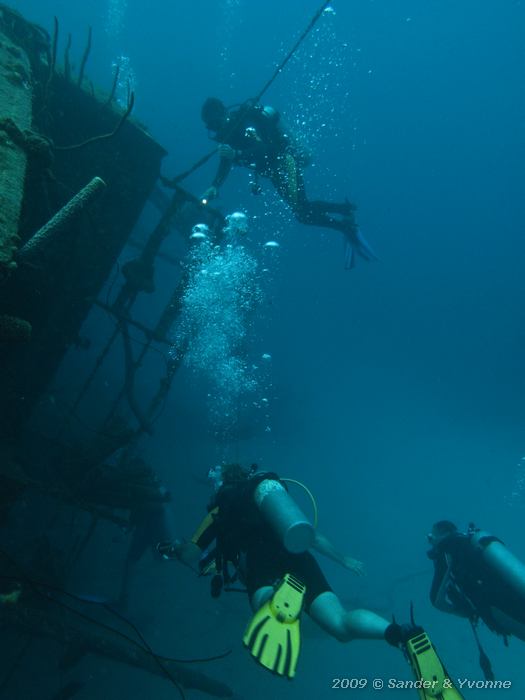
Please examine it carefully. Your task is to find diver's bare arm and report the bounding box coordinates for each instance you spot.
[213,155,233,188]
[201,157,232,202]
[312,532,365,576]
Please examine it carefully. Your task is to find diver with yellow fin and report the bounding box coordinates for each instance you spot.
[159,464,389,678]
[243,572,306,678]
[385,608,465,700]
[159,463,462,688]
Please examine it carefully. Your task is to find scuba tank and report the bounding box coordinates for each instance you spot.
[254,479,315,553]
[468,523,525,602]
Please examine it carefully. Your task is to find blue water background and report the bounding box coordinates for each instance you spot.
[8,0,525,697]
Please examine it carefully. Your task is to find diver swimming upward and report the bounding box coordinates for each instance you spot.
[198,98,378,269]
[162,97,377,269]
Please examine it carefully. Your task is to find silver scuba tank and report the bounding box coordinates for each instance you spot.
[469,526,525,600]
[254,479,315,553]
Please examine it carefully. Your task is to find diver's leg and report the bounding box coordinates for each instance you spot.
[300,201,377,266]
[295,184,356,232]
[271,162,342,228]
[308,591,389,642]
[294,204,349,231]
[296,194,377,265]
[251,585,275,611]
[290,171,343,228]
[271,163,376,264]
[271,162,356,229]
[285,168,355,221]
[309,200,355,216]
[271,157,301,212]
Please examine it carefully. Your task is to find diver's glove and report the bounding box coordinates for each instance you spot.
[217,143,236,160]
[200,185,218,204]
[157,540,202,570]
[385,622,425,649]
[156,540,182,560]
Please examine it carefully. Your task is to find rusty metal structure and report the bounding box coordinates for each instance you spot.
[0,5,230,696]
[0,2,223,470]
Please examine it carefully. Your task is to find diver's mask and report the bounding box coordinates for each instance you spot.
[208,464,224,492]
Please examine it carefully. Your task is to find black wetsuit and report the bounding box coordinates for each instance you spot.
[216,105,290,173]
[429,532,525,636]
[192,472,331,611]
[212,104,354,232]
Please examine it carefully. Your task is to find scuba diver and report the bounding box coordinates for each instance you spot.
[428,520,525,643]
[159,463,464,697]
[198,97,377,269]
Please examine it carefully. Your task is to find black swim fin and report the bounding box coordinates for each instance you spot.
[342,220,378,269]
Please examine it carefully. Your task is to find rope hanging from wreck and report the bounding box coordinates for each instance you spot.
[0,562,232,700]
[171,0,334,184]
[0,562,232,669]
[54,90,135,151]
[105,63,121,106]
[254,0,333,103]
[77,25,92,88]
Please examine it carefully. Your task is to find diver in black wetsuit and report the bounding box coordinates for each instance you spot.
[428,520,525,643]
[159,464,386,646]
[199,97,377,268]
[157,464,462,690]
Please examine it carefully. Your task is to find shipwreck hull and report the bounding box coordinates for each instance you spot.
[0,4,166,437]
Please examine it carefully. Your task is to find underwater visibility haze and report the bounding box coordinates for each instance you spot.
[0,0,524,698]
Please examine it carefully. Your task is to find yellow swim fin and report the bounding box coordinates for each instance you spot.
[405,629,465,700]
[243,573,306,678]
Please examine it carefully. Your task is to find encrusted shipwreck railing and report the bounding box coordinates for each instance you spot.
[0,3,167,437]
[0,4,235,698]
[0,4,40,277]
